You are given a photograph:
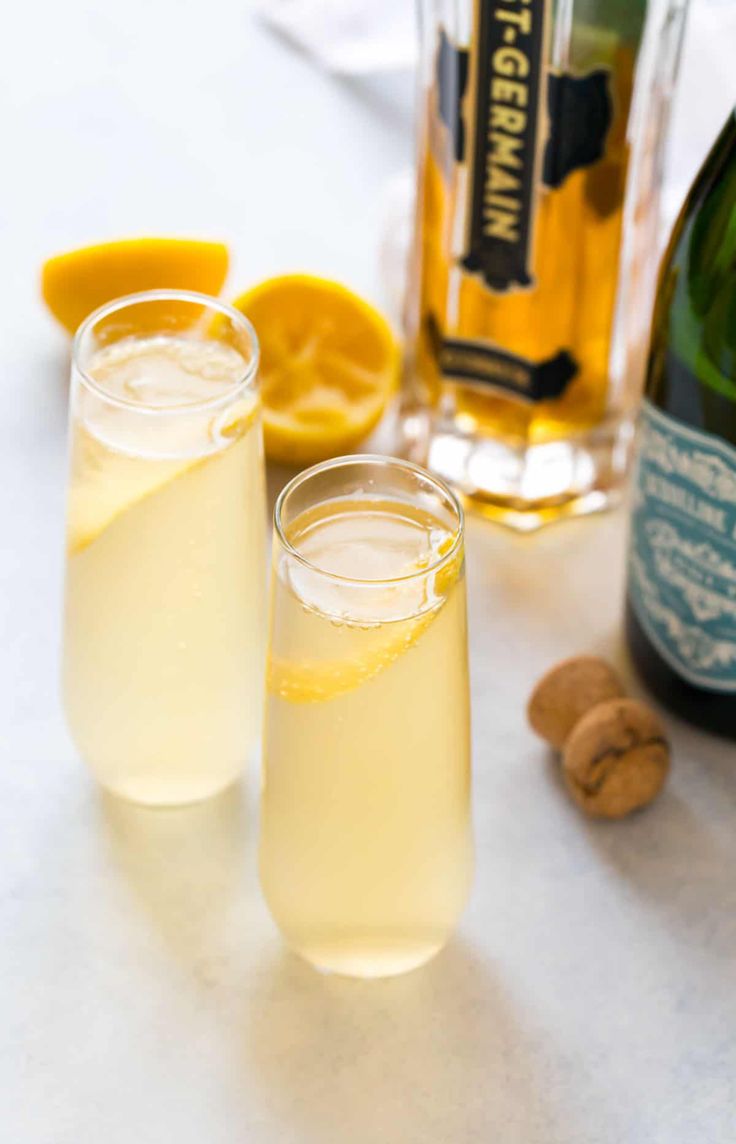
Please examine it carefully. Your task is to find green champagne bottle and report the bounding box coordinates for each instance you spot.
[626,111,736,739]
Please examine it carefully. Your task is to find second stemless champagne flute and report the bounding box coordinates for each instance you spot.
[260,456,473,977]
[62,291,266,807]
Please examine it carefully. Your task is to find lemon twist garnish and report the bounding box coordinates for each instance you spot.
[268,542,463,704]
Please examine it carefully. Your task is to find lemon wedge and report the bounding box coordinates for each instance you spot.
[42,238,229,334]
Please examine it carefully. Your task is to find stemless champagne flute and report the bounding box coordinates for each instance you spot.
[62,291,266,807]
[260,456,473,977]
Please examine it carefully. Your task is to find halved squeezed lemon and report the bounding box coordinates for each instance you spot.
[229,275,399,466]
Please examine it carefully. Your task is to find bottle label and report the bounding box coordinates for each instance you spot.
[428,2,616,401]
[459,0,613,296]
[460,0,549,292]
[427,317,578,402]
[629,401,736,693]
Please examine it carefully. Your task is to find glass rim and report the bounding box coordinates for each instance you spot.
[71,289,260,416]
[273,453,465,586]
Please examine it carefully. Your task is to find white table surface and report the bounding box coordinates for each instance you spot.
[2,3,735,1142]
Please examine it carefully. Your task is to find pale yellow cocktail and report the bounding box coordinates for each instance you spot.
[62,293,266,806]
[260,458,473,977]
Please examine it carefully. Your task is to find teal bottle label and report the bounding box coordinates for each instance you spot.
[629,400,736,692]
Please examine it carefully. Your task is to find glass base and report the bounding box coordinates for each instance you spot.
[400,408,635,532]
[288,931,448,978]
[94,770,242,809]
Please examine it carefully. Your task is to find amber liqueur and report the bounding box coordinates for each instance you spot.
[404,0,686,528]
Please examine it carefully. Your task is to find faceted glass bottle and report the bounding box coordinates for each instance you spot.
[403,0,688,529]
[626,112,736,740]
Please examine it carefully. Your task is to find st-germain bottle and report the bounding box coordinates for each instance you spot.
[402,0,688,530]
[626,111,736,740]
